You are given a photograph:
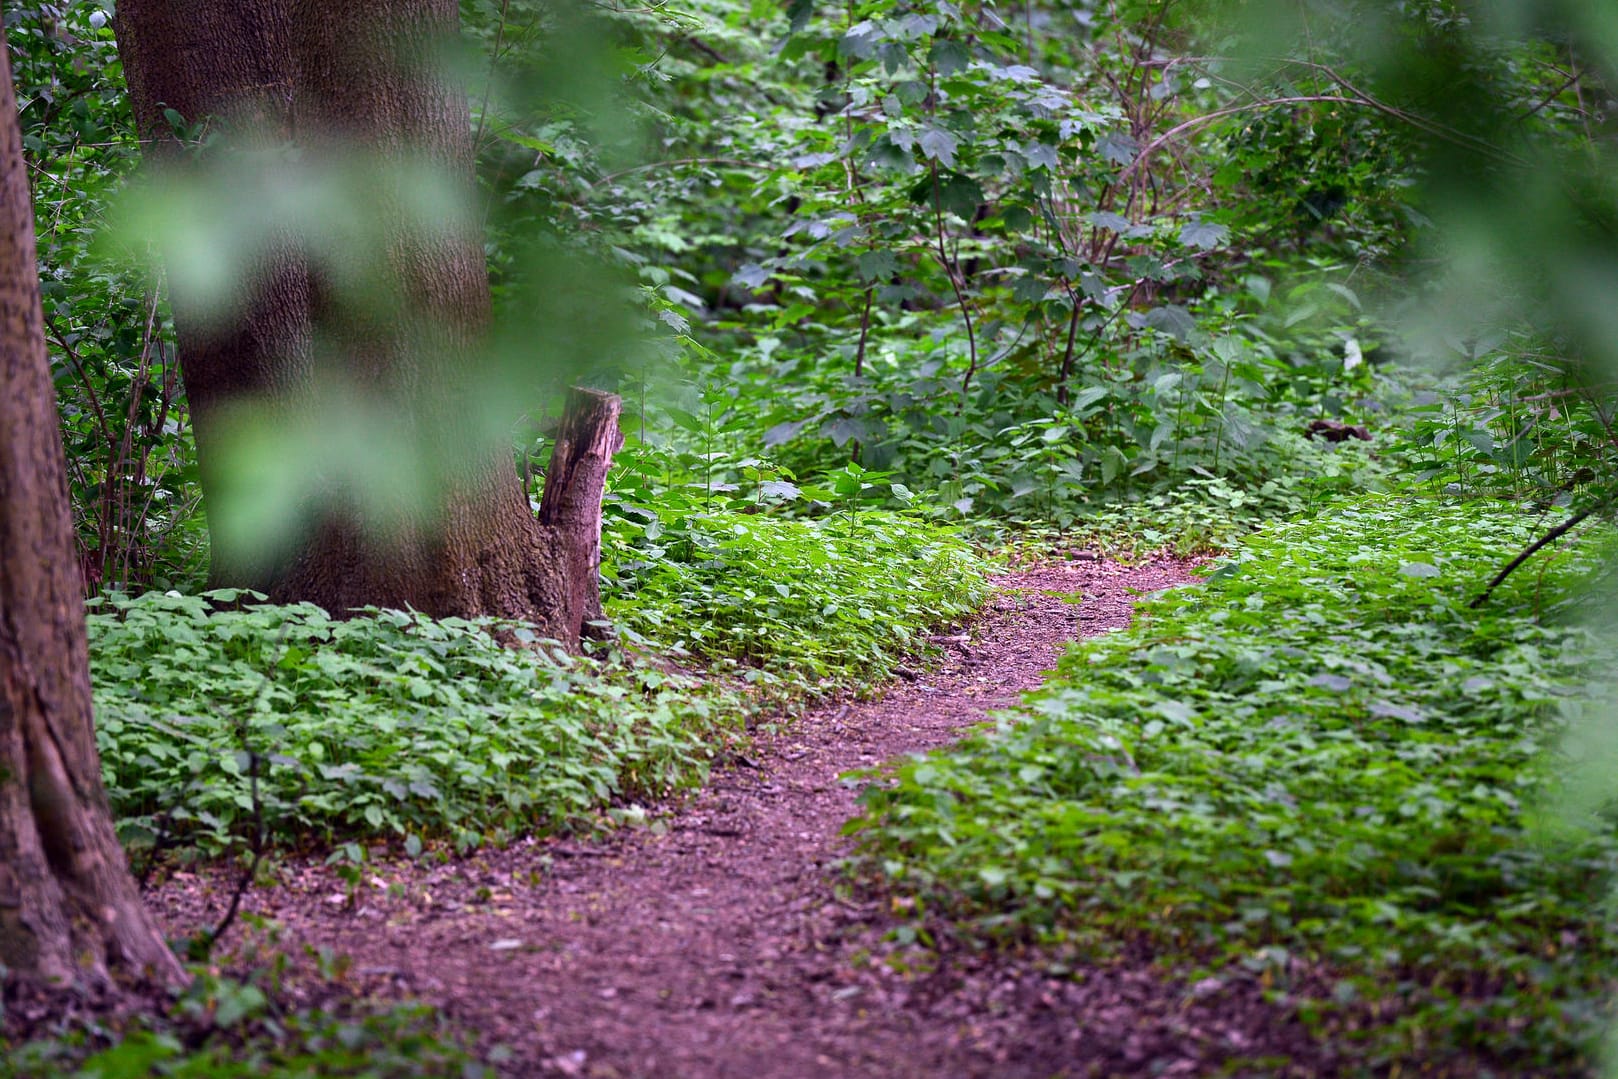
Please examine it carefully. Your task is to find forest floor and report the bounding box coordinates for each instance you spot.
[149,558,1333,1078]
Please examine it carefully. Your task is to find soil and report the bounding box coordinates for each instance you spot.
[141,557,1335,1078]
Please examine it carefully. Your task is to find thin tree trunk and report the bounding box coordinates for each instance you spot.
[0,44,184,990]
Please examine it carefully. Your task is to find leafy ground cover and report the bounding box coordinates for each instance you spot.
[1,968,485,1079]
[7,1,1618,1076]
[90,593,734,861]
[604,497,990,694]
[89,509,988,861]
[845,496,1618,1071]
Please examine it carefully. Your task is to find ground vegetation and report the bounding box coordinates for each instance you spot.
[4,0,1618,1074]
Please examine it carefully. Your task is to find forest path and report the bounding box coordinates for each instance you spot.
[157,557,1322,1078]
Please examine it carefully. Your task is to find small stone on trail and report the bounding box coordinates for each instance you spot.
[547,1050,588,1076]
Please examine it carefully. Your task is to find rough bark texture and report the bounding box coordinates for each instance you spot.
[537,388,626,641]
[113,0,312,591]
[0,47,184,990]
[114,0,621,647]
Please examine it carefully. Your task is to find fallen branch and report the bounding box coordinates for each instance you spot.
[1469,506,1600,609]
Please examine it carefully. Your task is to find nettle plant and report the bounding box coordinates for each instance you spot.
[1390,335,1618,511]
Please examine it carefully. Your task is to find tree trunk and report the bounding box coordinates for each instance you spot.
[114,0,621,648]
[113,0,313,591]
[0,43,184,990]
[537,387,627,641]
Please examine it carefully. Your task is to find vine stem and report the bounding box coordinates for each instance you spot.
[929,161,979,405]
[472,0,511,156]
[1119,89,1521,189]
[854,285,875,377]
[1055,284,1082,405]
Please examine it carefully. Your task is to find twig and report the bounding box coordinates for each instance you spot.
[927,162,979,404]
[200,742,264,952]
[136,800,182,891]
[44,312,114,448]
[1469,506,1600,609]
[199,621,290,953]
[1055,283,1083,405]
[472,0,513,156]
[853,285,874,379]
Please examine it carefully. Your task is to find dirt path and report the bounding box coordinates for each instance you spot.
[152,558,1327,1078]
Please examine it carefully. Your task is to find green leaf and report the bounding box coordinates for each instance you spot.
[857,249,899,283]
[930,39,971,75]
[1179,219,1230,251]
[917,125,959,168]
[913,171,985,218]
[1097,132,1138,166]
[1143,305,1196,341]
[866,134,918,172]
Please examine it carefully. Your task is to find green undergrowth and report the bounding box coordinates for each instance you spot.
[603,505,991,696]
[845,496,1618,1070]
[973,468,1381,563]
[2,969,483,1078]
[89,509,987,859]
[1060,457,1384,558]
[89,594,736,860]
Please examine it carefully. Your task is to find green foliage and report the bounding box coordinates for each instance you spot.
[8,2,202,591]
[89,592,736,857]
[7,1,1618,1068]
[2,971,483,1078]
[1388,338,1618,509]
[719,309,1391,527]
[496,0,1413,530]
[87,500,985,857]
[1055,465,1382,559]
[845,496,1618,1068]
[603,469,990,694]
[1208,0,1618,383]
[12,0,1616,588]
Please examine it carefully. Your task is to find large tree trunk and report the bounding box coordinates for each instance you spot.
[112,0,313,592]
[0,43,184,990]
[114,0,621,648]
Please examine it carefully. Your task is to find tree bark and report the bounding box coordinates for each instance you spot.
[537,387,627,641]
[0,43,184,990]
[114,0,621,648]
[113,0,313,591]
